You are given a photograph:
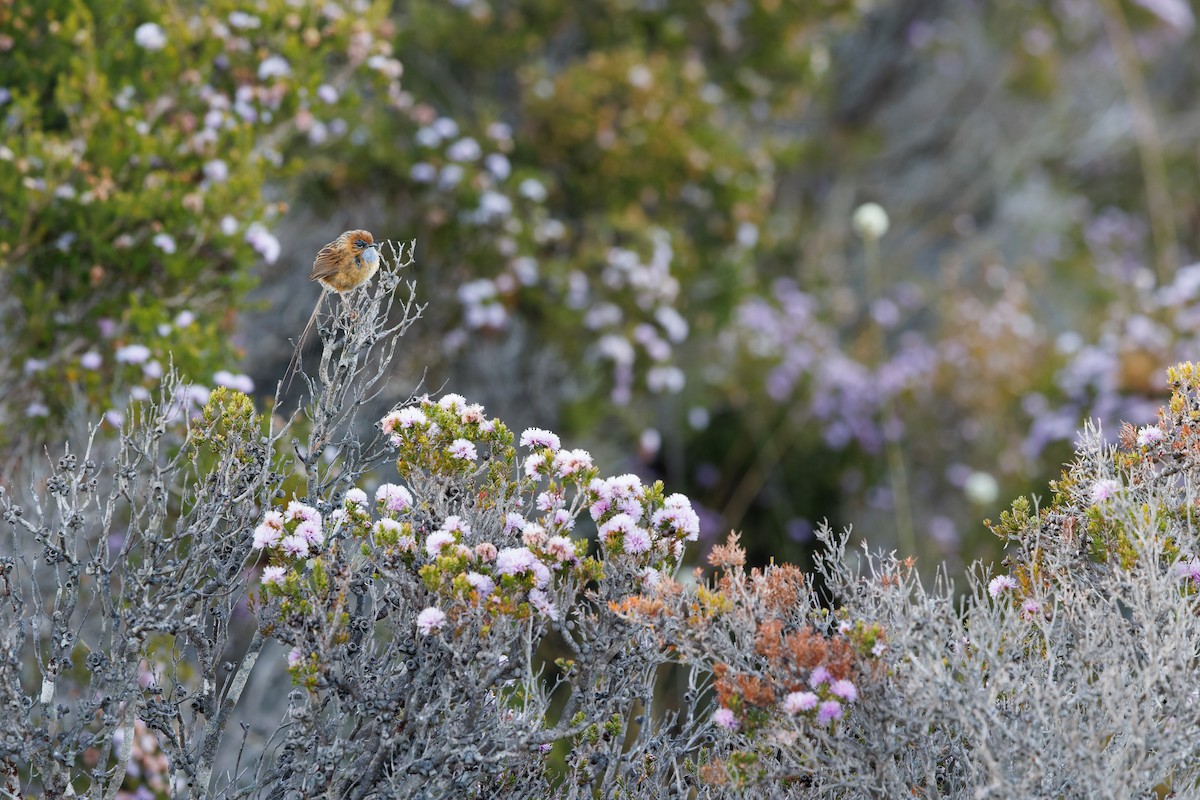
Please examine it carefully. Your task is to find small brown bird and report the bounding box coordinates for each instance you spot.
[283,229,381,390]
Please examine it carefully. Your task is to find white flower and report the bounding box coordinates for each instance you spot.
[316,84,339,104]
[115,344,152,364]
[852,202,890,240]
[228,11,261,29]
[410,162,436,182]
[963,472,999,505]
[484,153,511,180]
[518,178,547,203]
[446,137,482,162]
[152,233,177,254]
[134,22,167,51]
[258,55,292,81]
[245,223,281,264]
[203,160,229,183]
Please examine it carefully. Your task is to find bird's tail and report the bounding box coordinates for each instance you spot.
[282,292,326,392]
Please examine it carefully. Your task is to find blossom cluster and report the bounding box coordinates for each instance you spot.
[587,474,700,583]
[260,393,695,680]
[252,500,326,590]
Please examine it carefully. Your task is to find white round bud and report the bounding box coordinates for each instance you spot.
[852,202,890,241]
[963,472,999,506]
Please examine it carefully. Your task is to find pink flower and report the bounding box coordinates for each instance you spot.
[1020,599,1042,621]
[116,344,152,364]
[988,575,1018,597]
[652,494,701,541]
[261,566,287,587]
[374,518,403,536]
[1137,425,1165,447]
[622,527,652,554]
[1175,557,1200,583]
[416,607,447,635]
[552,448,593,477]
[280,534,309,559]
[426,530,456,557]
[460,404,486,424]
[285,501,320,525]
[817,700,843,725]
[287,647,304,668]
[809,666,831,687]
[544,536,576,563]
[830,679,857,703]
[475,542,498,561]
[376,483,413,513]
[712,707,738,731]
[295,519,324,547]
[639,567,661,590]
[447,438,478,461]
[522,524,548,549]
[782,691,819,715]
[598,513,638,543]
[520,428,561,451]
[381,407,428,434]
[504,513,525,534]
[589,499,610,521]
[440,515,470,536]
[252,522,282,550]
[495,547,537,576]
[529,588,558,620]
[437,393,468,411]
[1090,479,1122,504]
[524,453,547,478]
[466,571,495,596]
[345,488,368,507]
[530,560,551,588]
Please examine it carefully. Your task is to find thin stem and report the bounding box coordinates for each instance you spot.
[865,235,916,557]
[1097,0,1178,283]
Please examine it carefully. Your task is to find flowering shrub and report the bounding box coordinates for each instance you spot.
[7,240,1200,796]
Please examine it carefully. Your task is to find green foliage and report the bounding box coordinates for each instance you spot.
[0,0,397,440]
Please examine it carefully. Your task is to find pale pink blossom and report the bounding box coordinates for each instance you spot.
[817,700,843,725]
[416,607,447,635]
[782,691,819,715]
[520,428,561,451]
[376,483,413,513]
[988,575,1018,597]
[447,438,478,461]
[1137,425,1166,447]
[261,566,287,587]
[280,535,309,559]
[830,679,857,703]
[712,707,738,730]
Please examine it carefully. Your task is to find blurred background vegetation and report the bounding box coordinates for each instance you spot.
[3,0,1199,573]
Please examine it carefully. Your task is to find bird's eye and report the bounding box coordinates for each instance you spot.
[355,239,365,248]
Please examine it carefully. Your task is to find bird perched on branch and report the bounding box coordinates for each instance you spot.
[283,229,381,390]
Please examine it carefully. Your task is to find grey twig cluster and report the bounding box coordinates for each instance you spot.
[5,243,1200,799]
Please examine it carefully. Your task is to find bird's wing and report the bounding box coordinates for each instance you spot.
[309,240,343,282]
